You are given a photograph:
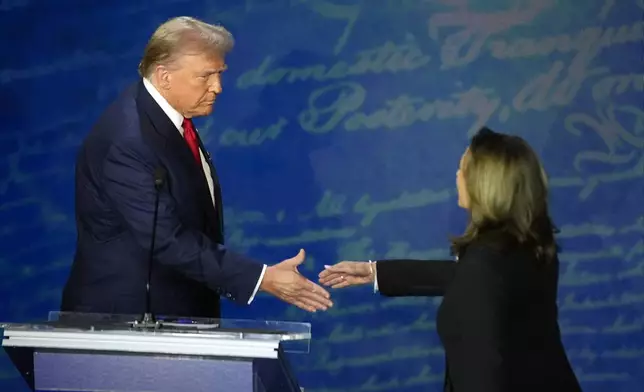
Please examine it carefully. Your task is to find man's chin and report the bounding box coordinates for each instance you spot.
[190,106,214,117]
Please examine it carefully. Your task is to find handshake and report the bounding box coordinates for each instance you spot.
[259,249,375,313]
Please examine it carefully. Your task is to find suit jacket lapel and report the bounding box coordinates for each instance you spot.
[193,130,225,241]
[135,81,196,167]
[135,81,221,241]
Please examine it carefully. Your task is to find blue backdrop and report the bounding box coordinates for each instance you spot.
[1,0,643,391]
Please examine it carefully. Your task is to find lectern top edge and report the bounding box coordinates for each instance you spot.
[1,311,312,356]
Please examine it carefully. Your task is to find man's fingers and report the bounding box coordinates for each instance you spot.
[299,289,333,308]
[267,270,332,311]
[291,298,316,312]
[284,294,326,312]
[298,281,333,307]
[297,294,329,311]
[283,277,333,308]
[303,279,331,298]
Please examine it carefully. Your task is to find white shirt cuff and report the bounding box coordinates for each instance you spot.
[247,264,267,304]
[370,260,379,293]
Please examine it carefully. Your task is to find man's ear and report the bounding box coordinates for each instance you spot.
[154,65,172,90]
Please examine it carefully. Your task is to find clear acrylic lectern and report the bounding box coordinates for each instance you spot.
[1,311,311,392]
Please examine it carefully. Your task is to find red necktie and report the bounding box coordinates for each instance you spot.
[182,118,201,165]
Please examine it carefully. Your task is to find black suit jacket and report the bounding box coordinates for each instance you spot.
[61,81,263,318]
[376,231,581,392]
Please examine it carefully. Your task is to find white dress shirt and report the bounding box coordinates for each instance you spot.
[143,78,266,304]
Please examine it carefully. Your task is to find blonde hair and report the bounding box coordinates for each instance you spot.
[451,127,558,262]
[138,16,234,78]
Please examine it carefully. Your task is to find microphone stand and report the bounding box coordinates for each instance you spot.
[132,167,166,330]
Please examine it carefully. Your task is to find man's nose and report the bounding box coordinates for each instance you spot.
[209,79,222,94]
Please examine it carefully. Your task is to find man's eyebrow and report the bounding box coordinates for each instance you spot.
[203,65,227,74]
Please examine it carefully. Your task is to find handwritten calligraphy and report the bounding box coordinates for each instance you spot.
[298,81,501,137]
[432,3,643,71]
[512,61,608,114]
[313,344,444,371]
[353,188,452,226]
[227,227,356,249]
[565,105,644,170]
[560,292,644,311]
[236,35,430,90]
[218,117,288,147]
[303,187,452,226]
[592,72,644,102]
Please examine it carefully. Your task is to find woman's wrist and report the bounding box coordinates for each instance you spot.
[368,260,376,283]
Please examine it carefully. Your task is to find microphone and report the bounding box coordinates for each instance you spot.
[134,166,166,329]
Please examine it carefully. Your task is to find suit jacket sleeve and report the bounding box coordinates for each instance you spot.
[447,244,510,392]
[376,259,457,296]
[101,137,264,305]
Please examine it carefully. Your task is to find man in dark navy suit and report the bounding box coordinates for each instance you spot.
[61,16,332,318]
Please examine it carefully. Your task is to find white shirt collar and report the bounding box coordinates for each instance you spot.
[142,78,184,135]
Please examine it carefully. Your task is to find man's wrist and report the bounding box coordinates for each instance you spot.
[259,265,274,292]
[247,264,267,304]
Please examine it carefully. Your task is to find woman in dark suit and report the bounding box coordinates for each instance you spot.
[319,127,582,392]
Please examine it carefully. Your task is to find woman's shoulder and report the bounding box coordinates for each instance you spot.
[459,228,540,270]
[462,228,519,255]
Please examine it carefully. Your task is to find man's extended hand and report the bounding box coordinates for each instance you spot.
[260,249,333,312]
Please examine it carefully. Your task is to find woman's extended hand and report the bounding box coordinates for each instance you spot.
[318,261,375,289]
